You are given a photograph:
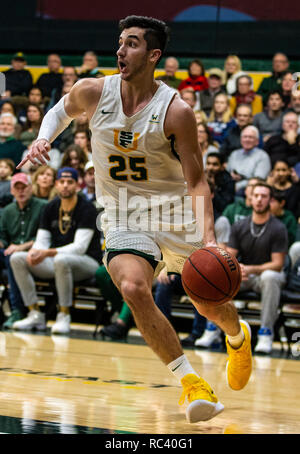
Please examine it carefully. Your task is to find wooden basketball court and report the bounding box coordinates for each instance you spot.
[0,325,299,435]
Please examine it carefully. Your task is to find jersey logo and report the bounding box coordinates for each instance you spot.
[113,129,140,152]
[149,114,160,123]
[101,109,115,114]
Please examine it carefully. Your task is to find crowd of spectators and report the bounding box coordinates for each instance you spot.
[0,49,300,355]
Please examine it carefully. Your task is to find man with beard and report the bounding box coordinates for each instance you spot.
[227,183,288,354]
[10,167,101,334]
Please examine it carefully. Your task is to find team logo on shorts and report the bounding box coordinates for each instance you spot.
[113,129,140,152]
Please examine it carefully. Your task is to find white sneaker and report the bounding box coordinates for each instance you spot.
[195,322,222,348]
[12,310,46,331]
[51,312,71,335]
[254,327,273,354]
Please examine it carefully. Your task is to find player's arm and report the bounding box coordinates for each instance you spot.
[17,78,103,169]
[165,97,216,246]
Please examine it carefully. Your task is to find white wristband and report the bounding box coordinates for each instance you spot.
[37,96,73,143]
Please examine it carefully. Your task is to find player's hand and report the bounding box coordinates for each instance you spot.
[16,139,51,169]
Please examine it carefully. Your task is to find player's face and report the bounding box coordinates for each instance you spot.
[117,27,155,81]
[251,186,271,214]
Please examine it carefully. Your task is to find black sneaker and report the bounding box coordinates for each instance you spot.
[100,322,129,340]
[181,333,199,347]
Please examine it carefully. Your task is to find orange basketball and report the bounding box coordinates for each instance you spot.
[181,247,242,306]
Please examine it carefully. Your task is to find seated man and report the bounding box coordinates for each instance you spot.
[219,104,255,162]
[81,161,96,203]
[36,54,63,99]
[155,56,181,90]
[2,52,33,98]
[264,111,300,168]
[227,182,288,354]
[257,53,290,105]
[205,152,235,214]
[0,173,47,328]
[226,125,271,194]
[253,90,285,142]
[222,177,259,225]
[0,113,27,167]
[199,68,226,117]
[10,167,102,334]
[270,190,297,247]
[77,51,105,79]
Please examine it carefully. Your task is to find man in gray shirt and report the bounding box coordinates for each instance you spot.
[253,90,285,142]
[226,125,271,194]
[227,182,288,354]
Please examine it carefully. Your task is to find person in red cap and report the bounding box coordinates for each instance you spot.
[0,172,47,328]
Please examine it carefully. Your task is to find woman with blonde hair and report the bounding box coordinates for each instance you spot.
[224,55,246,95]
[207,93,235,145]
[32,165,57,200]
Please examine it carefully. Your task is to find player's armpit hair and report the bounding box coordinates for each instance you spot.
[37,96,73,144]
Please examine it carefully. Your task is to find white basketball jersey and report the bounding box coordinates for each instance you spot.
[89,74,191,230]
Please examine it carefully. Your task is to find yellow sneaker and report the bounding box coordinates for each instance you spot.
[226,320,252,391]
[180,374,224,423]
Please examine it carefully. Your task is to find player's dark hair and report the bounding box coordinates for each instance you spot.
[119,16,170,62]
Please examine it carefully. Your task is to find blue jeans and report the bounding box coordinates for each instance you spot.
[154,274,205,337]
[0,249,25,312]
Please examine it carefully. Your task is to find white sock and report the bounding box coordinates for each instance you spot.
[167,354,198,381]
[227,326,245,349]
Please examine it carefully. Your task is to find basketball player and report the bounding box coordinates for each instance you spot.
[17,16,252,423]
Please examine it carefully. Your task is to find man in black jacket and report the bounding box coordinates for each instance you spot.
[205,152,235,213]
[2,52,32,97]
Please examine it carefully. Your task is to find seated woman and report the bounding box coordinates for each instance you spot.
[18,104,43,148]
[267,159,300,219]
[223,54,246,95]
[31,165,57,201]
[197,123,219,165]
[178,59,208,94]
[74,129,92,161]
[61,144,88,189]
[229,75,263,116]
[206,93,235,145]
